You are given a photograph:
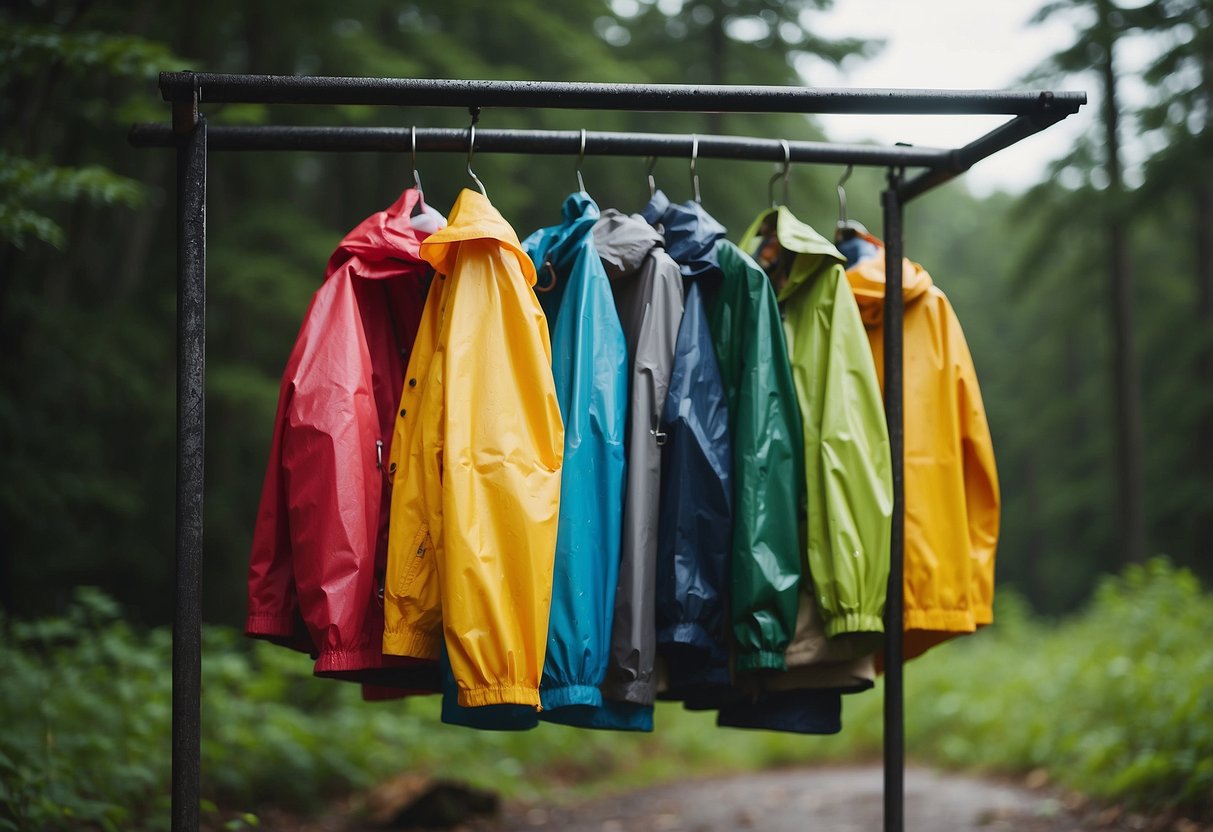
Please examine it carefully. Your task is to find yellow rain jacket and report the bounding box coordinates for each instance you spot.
[383,189,564,708]
[845,237,1000,662]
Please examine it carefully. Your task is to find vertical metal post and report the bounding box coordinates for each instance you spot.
[882,170,906,832]
[172,96,206,832]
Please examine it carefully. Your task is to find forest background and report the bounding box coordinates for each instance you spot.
[2,0,1212,828]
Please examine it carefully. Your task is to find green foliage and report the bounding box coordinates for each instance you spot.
[4,565,1211,829]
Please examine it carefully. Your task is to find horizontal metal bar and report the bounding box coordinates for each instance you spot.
[128,124,954,168]
[159,72,1086,117]
[898,111,1071,202]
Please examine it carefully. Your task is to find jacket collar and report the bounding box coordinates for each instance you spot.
[740,206,845,303]
[420,189,537,286]
[642,189,726,280]
[325,187,443,278]
[592,208,664,280]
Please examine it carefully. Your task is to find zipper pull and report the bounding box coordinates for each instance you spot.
[375,439,384,469]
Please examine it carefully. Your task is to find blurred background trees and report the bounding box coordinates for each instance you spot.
[0,0,1209,625]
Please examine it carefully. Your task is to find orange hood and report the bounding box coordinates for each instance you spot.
[845,232,934,328]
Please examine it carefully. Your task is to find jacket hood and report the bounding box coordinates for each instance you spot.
[592,208,665,279]
[522,191,601,275]
[420,188,537,286]
[325,187,444,278]
[739,207,845,303]
[845,233,934,327]
[642,189,726,280]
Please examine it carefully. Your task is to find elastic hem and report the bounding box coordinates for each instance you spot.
[735,650,786,672]
[457,685,540,709]
[383,627,441,660]
[904,608,976,633]
[824,612,885,638]
[246,613,296,637]
[540,684,603,712]
[313,645,385,674]
[600,678,656,706]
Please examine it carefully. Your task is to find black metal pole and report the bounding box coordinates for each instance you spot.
[158,71,1087,117]
[127,123,951,169]
[882,171,906,832]
[172,107,206,832]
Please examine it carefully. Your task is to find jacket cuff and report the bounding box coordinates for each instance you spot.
[735,649,787,672]
[600,677,656,706]
[458,685,540,709]
[383,627,441,660]
[973,605,993,626]
[246,613,297,637]
[824,612,885,638]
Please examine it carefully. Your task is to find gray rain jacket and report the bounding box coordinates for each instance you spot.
[593,210,685,706]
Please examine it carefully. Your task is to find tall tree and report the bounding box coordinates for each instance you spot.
[1030,0,1147,565]
[1129,0,1213,549]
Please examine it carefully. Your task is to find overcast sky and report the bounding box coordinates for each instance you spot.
[801,0,1095,195]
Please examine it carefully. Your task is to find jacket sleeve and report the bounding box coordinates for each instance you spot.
[605,253,683,704]
[712,249,803,673]
[278,276,385,670]
[540,247,628,707]
[653,280,732,673]
[246,372,309,649]
[811,269,892,638]
[952,309,1000,625]
[439,244,564,709]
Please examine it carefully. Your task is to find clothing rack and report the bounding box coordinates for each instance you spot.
[129,71,1085,832]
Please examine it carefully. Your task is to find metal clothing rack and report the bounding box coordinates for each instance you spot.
[129,72,1085,832]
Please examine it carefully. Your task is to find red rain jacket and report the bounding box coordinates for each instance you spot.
[246,188,443,689]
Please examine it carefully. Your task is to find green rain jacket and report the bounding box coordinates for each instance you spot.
[710,241,804,672]
[740,207,891,640]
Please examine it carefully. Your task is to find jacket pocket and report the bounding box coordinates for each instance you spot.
[383,522,442,659]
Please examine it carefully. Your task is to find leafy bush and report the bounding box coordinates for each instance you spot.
[2,560,1211,830]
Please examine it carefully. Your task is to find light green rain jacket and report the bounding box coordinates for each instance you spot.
[739,207,892,642]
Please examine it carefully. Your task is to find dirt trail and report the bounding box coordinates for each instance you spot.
[483,765,1160,832]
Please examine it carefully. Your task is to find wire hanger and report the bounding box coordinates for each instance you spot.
[466,108,487,198]
[410,125,424,194]
[768,139,791,208]
[835,164,868,240]
[575,128,588,194]
[645,155,658,199]
[690,134,701,204]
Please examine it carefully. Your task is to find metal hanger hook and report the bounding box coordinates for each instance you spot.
[768,139,791,208]
[410,126,423,194]
[690,134,701,204]
[466,109,487,198]
[836,163,853,225]
[575,128,587,194]
[645,155,658,199]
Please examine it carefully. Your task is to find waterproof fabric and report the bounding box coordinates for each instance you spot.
[592,209,685,709]
[382,189,564,709]
[655,278,733,699]
[741,208,891,642]
[643,192,803,674]
[845,235,1001,663]
[246,187,443,691]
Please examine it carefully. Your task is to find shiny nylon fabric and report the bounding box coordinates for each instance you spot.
[526,192,629,723]
[382,189,564,709]
[708,241,804,672]
[740,208,891,641]
[246,187,442,691]
[643,190,802,672]
[655,278,733,693]
[845,237,1001,663]
[593,209,685,710]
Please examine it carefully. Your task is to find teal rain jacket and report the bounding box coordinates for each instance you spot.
[643,192,802,675]
[740,208,890,642]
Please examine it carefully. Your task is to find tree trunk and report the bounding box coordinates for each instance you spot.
[706,2,726,135]
[1100,7,1147,565]
[1194,172,1213,545]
